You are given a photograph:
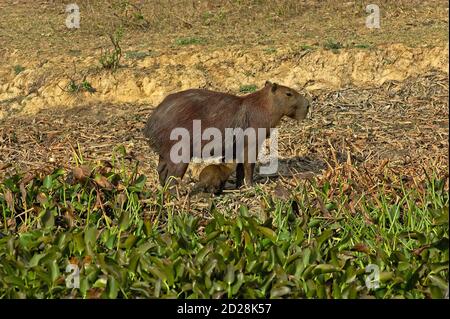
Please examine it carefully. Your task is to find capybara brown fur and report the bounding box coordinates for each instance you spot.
[192,163,236,194]
[143,81,310,188]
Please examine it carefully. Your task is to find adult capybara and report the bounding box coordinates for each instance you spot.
[192,163,236,195]
[143,81,310,187]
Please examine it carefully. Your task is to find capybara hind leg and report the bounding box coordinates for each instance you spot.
[236,163,244,188]
[157,158,168,186]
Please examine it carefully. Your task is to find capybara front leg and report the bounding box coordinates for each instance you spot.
[164,162,189,187]
[236,163,244,188]
[244,163,255,186]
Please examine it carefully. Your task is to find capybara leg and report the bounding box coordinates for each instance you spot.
[205,185,217,194]
[244,163,255,186]
[236,163,244,188]
[191,182,205,195]
[216,181,227,195]
[164,162,189,186]
[157,158,168,186]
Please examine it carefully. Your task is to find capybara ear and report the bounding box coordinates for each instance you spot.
[265,80,272,87]
[271,82,278,92]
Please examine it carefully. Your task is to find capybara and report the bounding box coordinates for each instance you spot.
[192,163,236,194]
[143,81,310,187]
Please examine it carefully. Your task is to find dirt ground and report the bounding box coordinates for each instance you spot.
[0,1,448,212]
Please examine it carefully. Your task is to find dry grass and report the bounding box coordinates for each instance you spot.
[1,71,447,217]
[0,0,448,65]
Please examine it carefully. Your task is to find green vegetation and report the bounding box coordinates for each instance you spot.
[354,43,373,49]
[13,65,25,75]
[0,152,448,299]
[201,10,226,26]
[125,51,153,60]
[239,84,258,93]
[99,28,123,70]
[323,39,344,53]
[67,80,96,94]
[299,45,315,51]
[264,47,277,54]
[111,0,149,30]
[175,37,206,46]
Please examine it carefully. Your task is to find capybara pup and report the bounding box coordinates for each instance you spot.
[192,163,236,195]
[143,81,310,188]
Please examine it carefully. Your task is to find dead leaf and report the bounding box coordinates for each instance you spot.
[274,183,290,200]
[352,243,370,254]
[19,173,34,210]
[87,288,103,299]
[83,255,92,265]
[19,183,27,210]
[73,166,91,182]
[64,206,76,228]
[93,191,104,211]
[69,257,79,265]
[94,174,113,190]
[4,189,14,211]
[36,192,48,205]
[117,192,127,207]
[413,244,432,256]
[316,197,331,218]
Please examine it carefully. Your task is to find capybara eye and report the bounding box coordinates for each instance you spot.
[286,92,292,97]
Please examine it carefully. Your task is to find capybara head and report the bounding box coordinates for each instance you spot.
[265,81,310,121]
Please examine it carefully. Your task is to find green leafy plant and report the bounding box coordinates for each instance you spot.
[0,153,447,299]
[175,37,205,46]
[239,84,257,93]
[354,43,372,49]
[110,0,149,30]
[264,47,277,54]
[99,28,123,70]
[324,39,343,53]
[13,65,25,75]
[299,44,315,51]
[66,80,96,94]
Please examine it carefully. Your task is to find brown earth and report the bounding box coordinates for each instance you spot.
[0,1,449,118]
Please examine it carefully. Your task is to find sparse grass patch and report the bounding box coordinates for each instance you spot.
[239,84,257,93]
[66,80,96,94]
[299,45,315,51]
[175,37,206,46]
[13,65,25,75]
[264,47,277,54]
[354,43,373,49]
[323,39,343,53]
[201,10,226,26]
[110,0,149,30]
[125,50,153,60]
